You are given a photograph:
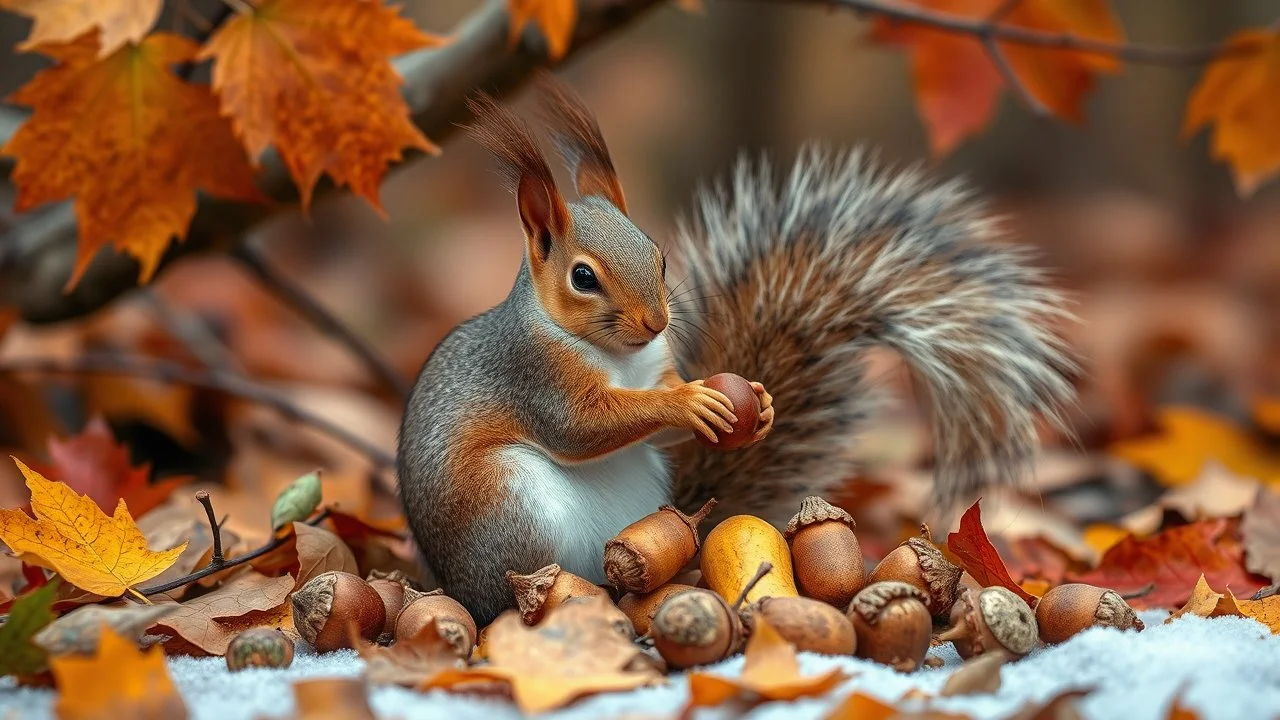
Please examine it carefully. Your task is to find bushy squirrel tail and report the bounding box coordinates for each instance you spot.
[667,146,1077,527]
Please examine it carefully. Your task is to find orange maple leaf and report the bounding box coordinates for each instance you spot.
[0,0,162,56]
[50,626,188,720]
[1,33,262,288]
[0,457,187,599]
[507,0,577,60]
[872,0,1122,156]
[1183,30,1280,196]
[1108,406,1280,487]
[201,0,444,212]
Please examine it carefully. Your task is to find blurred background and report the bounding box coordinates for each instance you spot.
[0,1,1277,585]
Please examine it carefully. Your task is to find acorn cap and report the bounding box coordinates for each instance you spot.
[785,496,855,539]
[506,564,561,624]
[1095,589,1144,631]
[977,587,1038,655]
[904,535,963,613]
[848,581,929,625]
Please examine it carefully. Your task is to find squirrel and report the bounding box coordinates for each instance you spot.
[397,75,1076,625]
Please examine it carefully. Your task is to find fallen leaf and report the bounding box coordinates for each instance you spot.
[2,32,262,287]
[1108,407,1280,487]
[1082,523,1133,557]
[1158,461,1260,521]
[33,417,187,519]
[683,618,847,717]
[420,597,661,713]
[994,536,1087,586]
[50,626,187,720]
[506,0,577,60]
[940,650,1006,697]
[1165,575,1244,623]
[1008,689,1091,720]
[137,501,241,592]
[0,579,58,677]
[1069,518,1268,608]
[1256,397,1280,435]
[1183,30,1280,195]
[360,618,467,687]
[0,458,187,598]
[271,471,322,532]
[0,0,162,55]
[291,677,375,720]
[1167,697,1201,719]
[34,603,177,656]
[824,692,899,720]
[293,522,358,588]
[151,571,294,656]
[1236,593,1280,633]
[946,500,1039,606]
[201,0,444,210]
[1242,485,1280,582]
[872,0,1121,156]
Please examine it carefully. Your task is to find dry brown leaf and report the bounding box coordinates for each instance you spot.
[137,501,241,592]
[1108,407,1280,487]
[1235,594,1280,633]
[1008,690,1091,720]
[360,618,467,687]
[151,570,294,655]
[292,677,375,720]
[1165,575,1244,623]
[683,618,848,717]
[1242,485,1280,583]
[294,522,359,588]
[1158,461,1260,521]
[420,596,661,713]
[49,626,187,720]
[34,604,177,656]
[506,0,577,60]
[940,650,1006,696]
[0,0,162,55]
[824,692,899,720]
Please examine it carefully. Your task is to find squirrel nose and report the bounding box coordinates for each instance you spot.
[642,318,667,336]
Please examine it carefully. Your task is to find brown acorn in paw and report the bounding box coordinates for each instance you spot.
[695,373,760,450]
[937,586,1038,659]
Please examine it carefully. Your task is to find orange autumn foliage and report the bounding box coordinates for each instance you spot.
[49,626,187,720]
[200,0,445,212]
[507,0,577,60]
[872,0,1122,156]
[1183,30,1280,196]
[0,0,162,55]
[1,32,261,287]
[1109,406,1280,487]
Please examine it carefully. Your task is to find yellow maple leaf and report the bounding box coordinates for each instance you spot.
[1108,406,1280,487]
[50,625,187,720]
[1,32,262,287]
[0,457,187,599]
[0,0,162,56]
[683,618,847,716]
[506,0,577,60]
[201,0,444,212]
[1184,30,1280,196]
[1165,575,1280,634]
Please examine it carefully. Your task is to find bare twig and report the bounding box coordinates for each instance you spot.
[140,290,241,371]
[980,33,1049,117]
[1119,582,1156,600]
[731,562,774,609]
[232,244,410,399]
[195,490,225,565]
[0,354,396,470]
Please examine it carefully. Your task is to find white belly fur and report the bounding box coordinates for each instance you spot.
[499,335,674,583]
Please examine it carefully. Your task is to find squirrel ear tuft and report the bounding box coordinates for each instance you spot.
[534,72,629,216]
[465,92,570,259]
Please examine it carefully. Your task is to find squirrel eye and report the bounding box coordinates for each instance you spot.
[571,264,600,292]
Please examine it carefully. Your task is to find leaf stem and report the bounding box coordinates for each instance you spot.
[195,490,225,565]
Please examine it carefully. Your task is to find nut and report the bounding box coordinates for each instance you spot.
[742,596,856,655]
[846,581,933,672]
[506,564,608,625]
[650,588,743,669]
[785,496,866,608]
[395,589,478,657]
[226,628,294,671]
[367,576,408,641]
[938,586,1038,659]
[694,373,760,449]
[292,570,386,653]
[865,527,961,617]
[617,583,698,636]
[604,500,716,594]
[1035,583,1144,644]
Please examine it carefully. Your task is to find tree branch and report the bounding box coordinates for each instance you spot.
[0,0,1260,326]
[232,243,410,399]
[0,354,397,470]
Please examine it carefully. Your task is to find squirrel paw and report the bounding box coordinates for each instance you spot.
[675,379,737,443]
[746,381,774,446]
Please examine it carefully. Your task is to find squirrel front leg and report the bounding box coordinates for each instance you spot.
[546,378,738,462]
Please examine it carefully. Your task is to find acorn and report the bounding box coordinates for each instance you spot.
[742,596,857,655]
[560,595,636,640]
[226,628,295,671]
[367,572,410,641]
[937,586,1038,659]
[395,588,478,657]
[618,583,698,636]
[1034,583,1144,644]
[846,581,933,672]
[785,496,866,608]
[865,526,962,618]
[650,588,743,669]
[604,499,717,594]
[506,564,609,625]
[695,373,760,450]
[292,570,386,652]
[472,622,493,662]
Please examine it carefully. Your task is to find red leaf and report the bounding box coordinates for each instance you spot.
[32,417,187,519]
[946,500,1039,606]
[1069,519,1268,609]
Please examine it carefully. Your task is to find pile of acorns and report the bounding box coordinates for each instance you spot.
[231,496,1145,673]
